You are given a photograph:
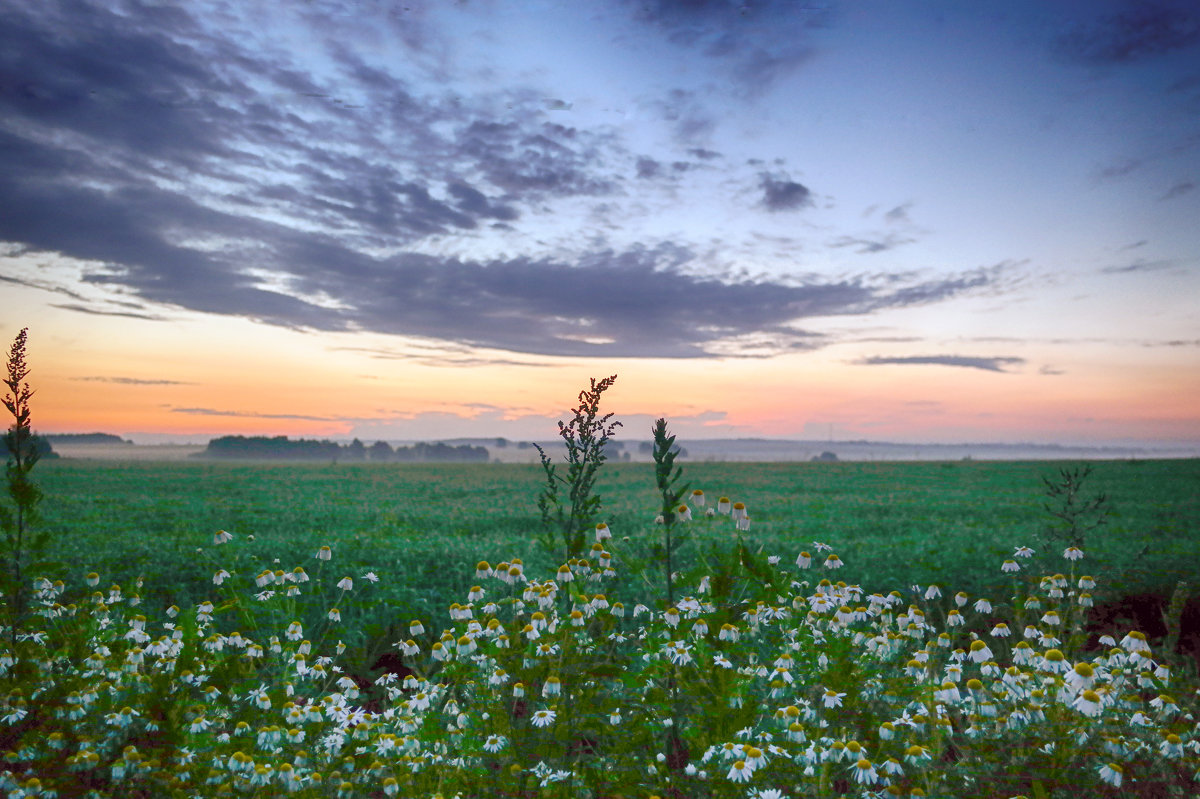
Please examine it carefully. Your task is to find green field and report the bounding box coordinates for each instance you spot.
[37,457,1199,630]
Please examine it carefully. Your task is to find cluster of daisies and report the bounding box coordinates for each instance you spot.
[0,491,1196,798]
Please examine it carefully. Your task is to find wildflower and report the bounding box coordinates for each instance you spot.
[1119,630,1151,653]
[675,504,693,522]
[409,620,425,636]
[1098,762,1123,788]
[594,523,611,541]
[1063,546,1084,560]
[1072,689,1104,717]
[664,607,681,628]
[824,553,843,569]
[1040,649,1069,674]
[542,676,561,698]
[1078,575,1096,589]
[531,708,557,728]
[609,709,621,725]
[974,598,993,613]
[990,622,1011,637]
[1149,694,1178,715]
[1065,662,1096,692]
[316,546,332,561]
[822,689,846,709]
[719,623,740,642]
[336,576,353,591]
[727,759,753,782]
[967,640,993,663]
[214,530,233,544]
[327,608,341,622]
[796,551,811,569]
[690,489,705,506]
[286,621,303,641]
[850,758,879,785]
[718,497,731,514]
[484,734,508,753]
[1160,733,1183,758]
[1001,560,1020,573]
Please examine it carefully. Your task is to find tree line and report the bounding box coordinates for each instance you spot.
[198,435,489,462]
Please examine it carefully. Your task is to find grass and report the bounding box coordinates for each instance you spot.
[35,457,1200,630]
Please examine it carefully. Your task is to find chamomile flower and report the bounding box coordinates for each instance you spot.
[726,759,753,782]
[1098,762,1123,787]
[316,546,332,561]
[850,758,879,785]
[822,689,846,709]
[531,708,557,728]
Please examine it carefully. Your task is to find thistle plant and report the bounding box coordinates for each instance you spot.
[0,329,48,642]
[534,375,621,562]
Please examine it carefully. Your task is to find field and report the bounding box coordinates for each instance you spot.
[37,456,1200,640]
[7,454,1200,796]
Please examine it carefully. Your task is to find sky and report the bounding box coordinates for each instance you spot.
[1,0,1198,447]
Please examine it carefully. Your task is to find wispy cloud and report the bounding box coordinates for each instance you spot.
[1100,258,1177,274]
[1161,180,1195,200]
[856,355,1026,373]
[1055,3,1200,64]
[73,376,192,386]
[171,408,339,422]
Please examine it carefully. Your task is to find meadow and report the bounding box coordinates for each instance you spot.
[36,456,1200,626]
[3,451,1197,797]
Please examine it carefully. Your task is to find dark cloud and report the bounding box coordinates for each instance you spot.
[626,0,828,94]
[1161,180,1195,200]
[1056,4,1200,64]
[636,156,663,179]
[759,173,813,211]
[1039,365,1066,376]
[73,376,192,385]
[857,355,1026,373]
[49,304,166,321]
[0,0,1008,361]
[827,233,915,254]
[884,203,913,224]
[1100,258,1176,274]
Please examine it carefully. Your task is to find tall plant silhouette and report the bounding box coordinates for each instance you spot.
[1,329,46,641]
[534,375,621,561]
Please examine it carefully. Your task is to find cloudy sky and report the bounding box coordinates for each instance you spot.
[2,0,1198,446]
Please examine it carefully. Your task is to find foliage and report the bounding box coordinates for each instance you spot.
[534,375,621,562]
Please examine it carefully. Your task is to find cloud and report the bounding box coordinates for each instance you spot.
[171,408,340,422]
[856,355,1026,373]
[1100,258,1177,274]
[73,376,192,385]
[1055,4,1200,64]
[1039,365,1066,376]
[759,173,813,211]
[0,0,1010,360]
[827,233,915,254]
[49,303,166,321]
[625,0,827,95]
[1161,180,1195,200]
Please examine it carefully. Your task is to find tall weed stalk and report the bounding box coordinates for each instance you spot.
[0,329,47,642]
[534,375,621,562]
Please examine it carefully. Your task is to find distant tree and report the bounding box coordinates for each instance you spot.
[368,440,394,462]
[811,451,839,462]
[494,437,508,449]
[344,438,366,461]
